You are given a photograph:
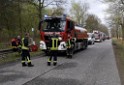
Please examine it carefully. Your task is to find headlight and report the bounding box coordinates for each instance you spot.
[58,37,62,41]
[39,41,47,49]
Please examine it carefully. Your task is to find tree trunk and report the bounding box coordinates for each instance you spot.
[116,30,119,39]
[39,0,44,20]
[122,24,124,40]
[18,0,22,35]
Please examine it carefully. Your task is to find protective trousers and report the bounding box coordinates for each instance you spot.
[48,51,57,66]
[67,48,73,56]
[21,50,32,66]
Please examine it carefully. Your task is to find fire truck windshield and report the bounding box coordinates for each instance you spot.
[41,19,66,32]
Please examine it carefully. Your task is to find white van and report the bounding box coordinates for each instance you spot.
[88,33,95,45]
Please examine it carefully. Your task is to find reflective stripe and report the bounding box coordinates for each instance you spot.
[21,61,25,63]
[53,61,57,63]
[48,59,51,62]
[18,45,21,48]
[67,39,71,48]
[21,38,29,50]
[27,57,31,63]
[12,46,17,48]
[50,38,59,50]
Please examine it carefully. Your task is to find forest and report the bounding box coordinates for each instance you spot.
[0,0,109,49]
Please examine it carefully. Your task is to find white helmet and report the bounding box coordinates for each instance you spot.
[17,35,21,39]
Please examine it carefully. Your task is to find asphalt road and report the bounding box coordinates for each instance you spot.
[0,40,121,85]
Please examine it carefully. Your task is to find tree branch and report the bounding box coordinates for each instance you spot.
[120,0,124,5]
[43,1,54,8]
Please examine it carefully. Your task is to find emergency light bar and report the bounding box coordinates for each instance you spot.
[43,14,67,20]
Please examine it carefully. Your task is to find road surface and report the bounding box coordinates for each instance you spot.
[0,40,121,85]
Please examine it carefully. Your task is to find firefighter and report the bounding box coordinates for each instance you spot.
[11,36,21,52]
[21,33,34,67]
[11,37,18,52]
[47,33,61,66]
[66,35,73,58]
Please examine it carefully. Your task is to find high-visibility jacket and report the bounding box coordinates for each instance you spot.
[66,39,71,48]
[21,37,29,50]
[50,38,59,51]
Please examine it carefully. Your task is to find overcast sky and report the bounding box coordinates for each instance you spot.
[65,0,109,25]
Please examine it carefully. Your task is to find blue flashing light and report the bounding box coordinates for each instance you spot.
[44,15,48,17]
[44,15,48,20]
[62,14,66,20]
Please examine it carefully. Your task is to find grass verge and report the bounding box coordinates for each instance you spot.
[112,38,124,85]
[0,50,42,65]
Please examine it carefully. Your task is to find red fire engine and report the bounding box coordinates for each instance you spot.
[38,15,88,57]
[93,30,106,42]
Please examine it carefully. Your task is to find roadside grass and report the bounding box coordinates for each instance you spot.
[0,43,11,49]
[0,37,41,65]
[112,38,124,85]
[0,50,42,65]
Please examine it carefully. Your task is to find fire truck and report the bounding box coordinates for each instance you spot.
[38,15,88,57]
[93,30,102,42]
[93,30,106,42]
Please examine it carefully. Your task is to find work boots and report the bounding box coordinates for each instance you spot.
[28,62,34,67]
[47,62,57,66]
[22,63,27,67]
[47,62,51,66]
[53,62,57,66]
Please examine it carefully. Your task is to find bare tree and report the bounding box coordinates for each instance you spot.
[28,0,66,19]
[85,14,100,32]
[70,1,89,25]
[103,0,124,40]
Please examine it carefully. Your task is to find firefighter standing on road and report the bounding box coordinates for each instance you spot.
[66,35,73,57]
[47,33,61,66]
[21,33,34,67]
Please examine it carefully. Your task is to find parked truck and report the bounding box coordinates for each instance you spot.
[38,15,88,57]
[93,30,106,42]
[93,30,102,42]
